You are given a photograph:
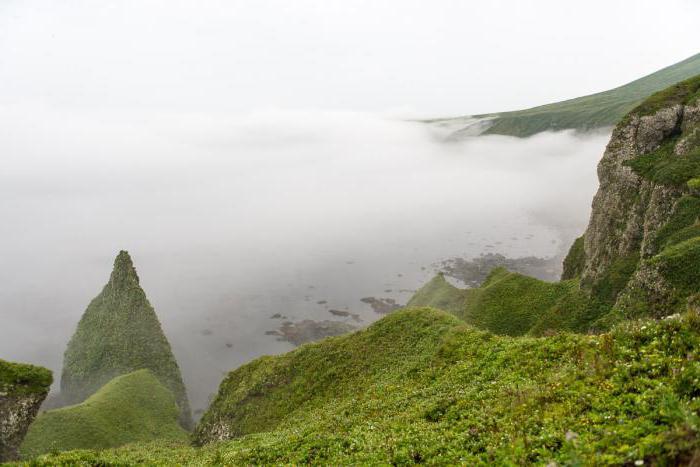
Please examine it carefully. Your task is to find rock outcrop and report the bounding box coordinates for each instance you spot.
[60,251,193,429]
[576,76,700,318]
[0,359,52,462]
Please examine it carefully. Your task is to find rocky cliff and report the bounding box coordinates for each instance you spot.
[60,251,192,429]
[577,76,700,320]
[0,359,52,462]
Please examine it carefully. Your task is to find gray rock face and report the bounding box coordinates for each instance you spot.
[0,393,47,461]
[0,360,52,462]
[581,104,695,286]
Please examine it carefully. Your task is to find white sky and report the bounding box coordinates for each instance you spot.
[1,0,699,117]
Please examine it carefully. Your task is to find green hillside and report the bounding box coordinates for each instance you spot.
[408,269,596,336]
[60,251,192,429]
[442,52,700,137]
[26,307,700,465]
[20,370,188,458]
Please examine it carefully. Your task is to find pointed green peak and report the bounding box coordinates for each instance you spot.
[109,250,140,288]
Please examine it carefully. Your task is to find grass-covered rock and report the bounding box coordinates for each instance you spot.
[23,307,700,465]
[20,369,188,459]
[0,359,52,462]
[60,251,192,429]
[408,269,596,336]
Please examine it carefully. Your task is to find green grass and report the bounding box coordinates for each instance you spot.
[627,74,700,118]
[408,268,595,336]
[561,235,585,280]
[439,53,700,137]
[652,195,700,251]
[0,360,52,396]
[19,370,188,459]
[405,273,471,316]
[625,139,700,187]
[60,251,192,429]
[22,308,700,465]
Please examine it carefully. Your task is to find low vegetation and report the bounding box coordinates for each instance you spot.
[0,360,52,396]
[20,370,188,459]
[24,307,700,465]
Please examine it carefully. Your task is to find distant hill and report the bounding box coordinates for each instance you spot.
[436,52,700,138]
[20,370,188,458]
[59,251,192,429]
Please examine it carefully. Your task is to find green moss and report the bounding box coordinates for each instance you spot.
[20,370,188,459]
[688,178,700,189]
[406,273,470,315]
[629,74,700,118]
[60,251,192,429]
[0,359,52,396]
[654,237,700,295]
[561,235,586,280]
[408,269,595,336]
[653,196,700,250]
[25,308,700,465]
[625,139,700,187]
[590,253,640,307]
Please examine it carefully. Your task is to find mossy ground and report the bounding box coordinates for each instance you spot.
[20,308,700,465]
[408,269,595,336]
[19,370,188,459]
[0,360,52,396]
[561,235,585,280]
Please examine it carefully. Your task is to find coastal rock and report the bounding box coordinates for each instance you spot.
[0,359,52,462]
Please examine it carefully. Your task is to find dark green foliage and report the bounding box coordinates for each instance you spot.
[405,273,470,315]
[628,74,700,118]
[408,269,595,336]
[60,251,192,429]
[20,370,188,459]
[561,235,585,280]
[590,253,640,306]
[653,195,700,250]
[459,53,700,137]
[654,237,700,295]
[27,309,700,465]
[0,360,52,396]
[626,140,700,187]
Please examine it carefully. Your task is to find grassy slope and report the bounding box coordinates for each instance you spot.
[25,307,700,465]
[407,269,592,336]
[60,251,192,428]
[0,359,52,396]
[20,370,188,459]
[448,52,700,137]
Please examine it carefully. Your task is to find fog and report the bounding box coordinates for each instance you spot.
[0,104,608,412]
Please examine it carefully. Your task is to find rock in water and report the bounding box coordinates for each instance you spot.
[0,359,52,462]
[60,251,193,429]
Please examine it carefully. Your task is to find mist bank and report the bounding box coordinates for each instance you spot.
[0,107,609,412]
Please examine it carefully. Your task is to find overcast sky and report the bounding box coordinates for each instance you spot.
[1,0,699,117]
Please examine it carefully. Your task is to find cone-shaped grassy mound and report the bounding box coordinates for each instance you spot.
[60,251,192,429]
[21,369,188,458]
